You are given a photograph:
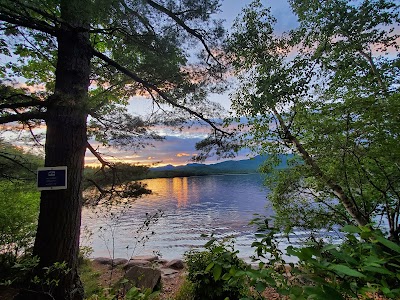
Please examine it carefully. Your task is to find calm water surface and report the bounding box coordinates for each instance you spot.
[81,174,274,260]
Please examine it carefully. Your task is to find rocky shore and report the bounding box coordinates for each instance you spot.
[90,255,186,299]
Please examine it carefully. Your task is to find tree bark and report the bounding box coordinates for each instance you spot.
[271,107,370,227]
[30,1,92,299]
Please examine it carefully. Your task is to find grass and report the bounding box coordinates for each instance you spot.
[78,259,103,298]
[171,279,195,300]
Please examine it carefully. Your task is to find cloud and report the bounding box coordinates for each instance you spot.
[85,135,204,166]
[176,152,191,157]
[85,132,251,167]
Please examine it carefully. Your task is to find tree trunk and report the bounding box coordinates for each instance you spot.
[30,1,91,299]
[271,107,370,227]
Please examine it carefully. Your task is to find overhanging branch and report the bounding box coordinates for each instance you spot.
[0,0,59,35]
[144,0,220,65]
[92,48,230,135]
[0,112,46,124]
[0,12,57,36]
[0,99,46,110]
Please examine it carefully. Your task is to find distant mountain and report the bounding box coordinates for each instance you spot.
[147,154,293,178]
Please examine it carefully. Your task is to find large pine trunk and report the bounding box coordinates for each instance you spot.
[30,1,92,299]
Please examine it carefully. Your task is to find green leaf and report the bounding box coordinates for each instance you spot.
[204,238,217,248]
[290,285,303,296]
[363,266,393,275]
[329,264,365,278]
[321,244,338,252]
[255,281,267,292]
[205,262,215,272]
[375,236,400,254]
[321,285,345,300]
[341,225,361,234]
[234,270,246,277]
[213,264,222,281]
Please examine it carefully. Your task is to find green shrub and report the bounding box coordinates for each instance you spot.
[284,226,400,299]
[246,220,400,300]
[78,258,103,298]
[0,181,39,251]
[0,181,40,281]
[173,279,195,300]
[184,238,249,300]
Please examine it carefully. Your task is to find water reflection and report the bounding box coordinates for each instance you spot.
[81,174,271,260]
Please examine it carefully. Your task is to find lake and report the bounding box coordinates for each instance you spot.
[81,173,276,260]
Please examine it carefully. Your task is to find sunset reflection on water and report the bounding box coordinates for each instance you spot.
[82,174,271,260]
[140,176,201,208]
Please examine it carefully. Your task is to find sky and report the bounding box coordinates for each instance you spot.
[84,0,298,167]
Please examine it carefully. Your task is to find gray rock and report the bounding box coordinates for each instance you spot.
[124,265,161,291]
[131,255,159,262]
[161,268,179,277]
[157,259,169,265]
[123,260,152,270]
[165,259,185,270]
[93,257,113,265]
[112,258,128,266]
[93,257,128,267]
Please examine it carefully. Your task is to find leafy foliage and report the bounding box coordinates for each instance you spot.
[225,0,400,238]
[1,0,228,144]
[191,221,400,299]
[184,238,249,300]
[0,142,41,285]
[247,221,400,300]
[0,182,39,273]
[0,139,43,181]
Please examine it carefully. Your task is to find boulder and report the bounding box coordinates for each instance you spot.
[93,257,128,267]
[157,259,169,265]
[112,258,128,266]
[131,255,159,262]
[165,259,184,270]
[123,260,152,270]
[93,257,113,265]
[124,265,161,291]
[161,268,179,277]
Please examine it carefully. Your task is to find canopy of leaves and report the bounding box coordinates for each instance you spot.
[0,0,228,148]
[227,0,400,238]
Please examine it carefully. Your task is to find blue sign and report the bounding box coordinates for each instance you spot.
[37,167,67,190]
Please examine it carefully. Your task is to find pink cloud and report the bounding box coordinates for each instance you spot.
[176,152,191,157]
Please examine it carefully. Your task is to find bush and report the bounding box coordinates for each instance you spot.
[184,238,249,300]
[173,279,195,300]
[246,221,400,300]
[0,181,39,281]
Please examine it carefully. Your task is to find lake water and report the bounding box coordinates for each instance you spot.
[81,173,277,260]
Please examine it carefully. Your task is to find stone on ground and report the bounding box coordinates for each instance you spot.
[124,265,161,291]
[165,259,184,270]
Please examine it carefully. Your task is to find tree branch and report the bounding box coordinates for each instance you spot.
[0,153,37,175]
[92,48,230,136]
[0,12,57,36]
[143,0,220,65]
[0,99,46,110]
[358,50,388,97]
[271,106,369,226]
[119,0,155,34]
[0,112,46,124]
[86,142,114,169]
